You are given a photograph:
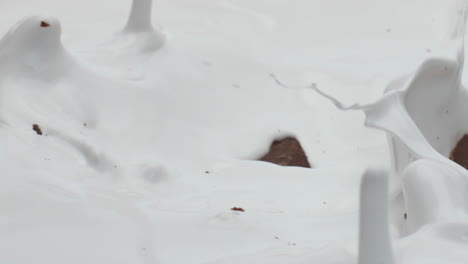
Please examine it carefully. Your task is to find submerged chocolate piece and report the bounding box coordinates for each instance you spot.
[450,134,468,169]
[259,137,311,168]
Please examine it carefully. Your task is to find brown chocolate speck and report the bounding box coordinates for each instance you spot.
[32,124,43,135]
[231,207,245,212]
[40,21,51,28]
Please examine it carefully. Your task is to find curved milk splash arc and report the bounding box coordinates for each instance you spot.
[389,5,468,179]
[363,90,468,234]
[376,1,468,235]
[311,2,468,235]
[313,60,468,235]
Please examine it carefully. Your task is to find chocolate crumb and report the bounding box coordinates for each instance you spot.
[32,124,43,135]
[40,21,50,28]
[231,207,245,212]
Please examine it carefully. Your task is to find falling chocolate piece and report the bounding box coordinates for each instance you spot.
[259,137,311,168]
[450,134,468,169]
